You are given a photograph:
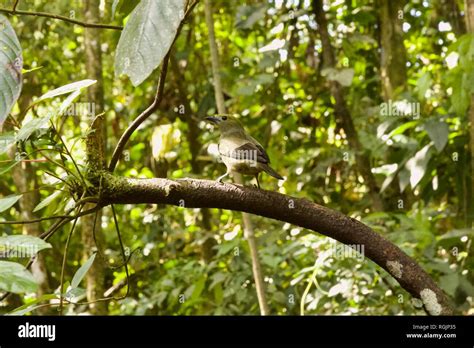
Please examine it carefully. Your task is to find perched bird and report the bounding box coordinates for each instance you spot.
[206,115,284,188]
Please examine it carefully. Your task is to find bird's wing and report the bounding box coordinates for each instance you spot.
[219,136,270,164]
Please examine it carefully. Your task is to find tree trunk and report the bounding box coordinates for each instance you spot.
[312,0,385,211]
[465,0,474,227]
[204,0,270,315]
[379,0,407,100]
[82,0,107,315]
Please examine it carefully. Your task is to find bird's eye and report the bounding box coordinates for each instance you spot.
[222,116,227,120]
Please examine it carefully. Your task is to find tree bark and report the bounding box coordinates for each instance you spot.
[99,174,453,315]
[82,0,107,315]
[312,0,385,211]
[379,0,407,100]
[204,0,270,315]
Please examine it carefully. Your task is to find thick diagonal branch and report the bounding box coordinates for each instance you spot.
[100,174,454,315]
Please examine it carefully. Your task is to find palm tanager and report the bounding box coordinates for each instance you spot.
[206,115,284,188]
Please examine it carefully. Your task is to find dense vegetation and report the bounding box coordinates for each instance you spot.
[0,0,473,315]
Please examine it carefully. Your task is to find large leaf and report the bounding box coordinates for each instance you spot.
[0,261,37,293]
[71,253,96,288]
[115,0,186,86]
[0,194,22,213]
[0,15,23,128]
[424,120,449,153]
[405,144,433,188]
[0,235,51,257]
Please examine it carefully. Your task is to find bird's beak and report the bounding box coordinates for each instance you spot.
[205,116,221,124]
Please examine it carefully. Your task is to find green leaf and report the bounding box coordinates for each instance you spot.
[0,159,20,176]
[36,79,97,103]
[0,261,38,293]
[321,68,354,87]
[0,235,51,257]
[115,0,186,86]
[416,72,432,100]
[33,190,62,212]
[118,0,140,18]
[235,4,267,29]
[424,120,449,153]
[405,144,433,188]
[213,283,223,306]
[71,253,96,288]
[190,276,206,302]
[0,133,15,154]
[209,272,227,290]
[7,294,58,315]
[388,120,419,137]
[0,194,22,213]
[15,114,52,142]
[0,15,23,126]
[112,0,120,18]
[439,273,458,297]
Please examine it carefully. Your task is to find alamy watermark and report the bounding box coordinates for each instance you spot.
[0,243,42,258]
[61,102,96,118]
[230,149,258,167]
[329,240,365,262]
[380,100,420,119]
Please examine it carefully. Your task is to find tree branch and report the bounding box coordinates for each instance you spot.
[0,8,123,30]
[100,174,454,315]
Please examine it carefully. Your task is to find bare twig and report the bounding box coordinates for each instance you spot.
[0,8,122,30]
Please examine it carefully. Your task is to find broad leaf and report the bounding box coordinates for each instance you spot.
[0,235,51,257]
[424,120,449,153]
[416,72,432,100]
[0,261,37,293]
[15,114,52,142]
[0,194,22,213]
[71,253,96,288]
[115,0,186,86]
[0,15,23,128]
[33,190,62,212]
[405,144,432,188]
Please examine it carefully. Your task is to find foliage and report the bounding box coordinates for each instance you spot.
[0,0,472,316]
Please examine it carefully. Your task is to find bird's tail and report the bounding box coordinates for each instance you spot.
[262,164,284,180]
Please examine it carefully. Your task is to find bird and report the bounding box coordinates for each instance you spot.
[205,114,284,188]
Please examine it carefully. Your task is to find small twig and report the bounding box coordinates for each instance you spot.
[58,206,82,315]
[111,205,130,298]
[0,8,122,30]
[0,215,71,225]
[12,0,19,12]
[49,120,87,187]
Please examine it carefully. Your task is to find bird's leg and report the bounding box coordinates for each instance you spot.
[217,171,230,184]
[255,173,260,189]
